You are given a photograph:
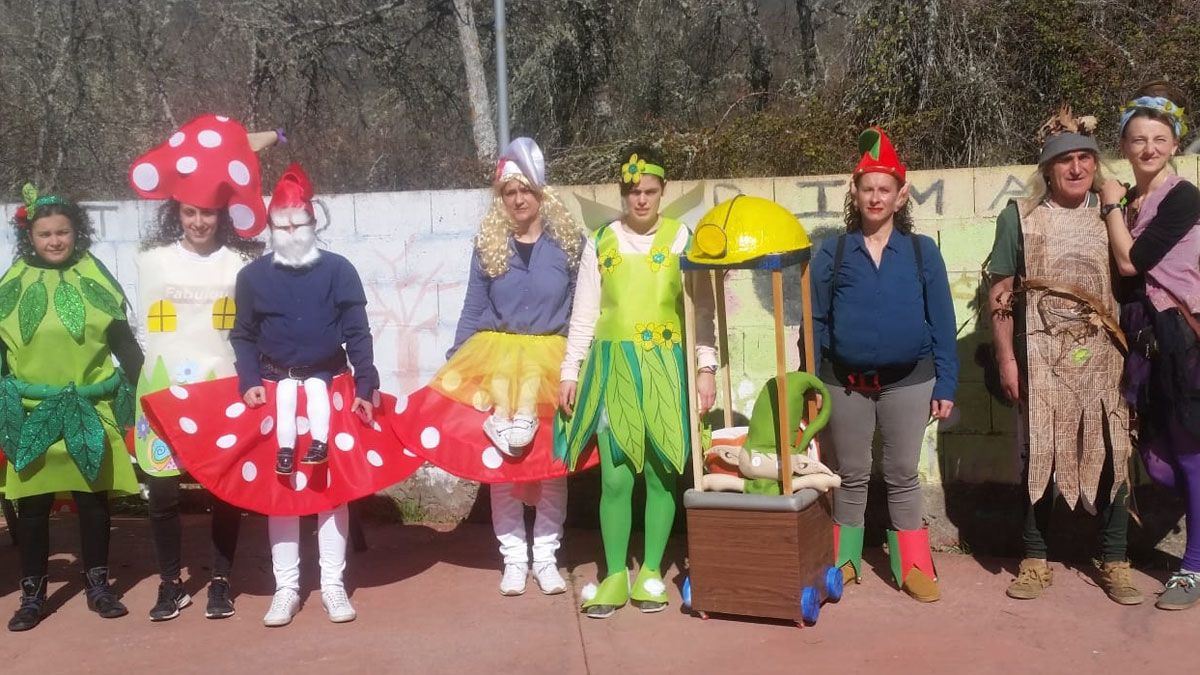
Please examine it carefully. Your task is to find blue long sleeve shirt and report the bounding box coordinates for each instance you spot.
[810,229,959,401]
[448,234,581,358]
[231,252,380,399]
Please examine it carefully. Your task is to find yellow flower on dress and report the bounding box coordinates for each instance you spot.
[648,246,670,272]
[599,250,623,274]
[636,322,660,351]
[622,154,647,184]
[655,322,682,348]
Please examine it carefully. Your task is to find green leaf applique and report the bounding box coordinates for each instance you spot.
[13,388,66,472]
[0,378,25,458]
[54,273,86,342]
[18,273,48,345]
[78,274,124,320]
[60,388,106,481]
[0,274,23,321]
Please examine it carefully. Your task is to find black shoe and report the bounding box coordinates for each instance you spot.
[301,440,328,465]
[148,579,191,621]
[206,577,236,619]
[8,576,47,632]
[276,447,296,475]
[82,567,128,619]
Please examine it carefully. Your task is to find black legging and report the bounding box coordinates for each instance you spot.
[17,491,111,578]
[146,475,241,581]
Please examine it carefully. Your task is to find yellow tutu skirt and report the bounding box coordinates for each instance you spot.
[431,332,565,419]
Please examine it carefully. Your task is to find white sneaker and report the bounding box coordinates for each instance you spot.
[262,588,301,627]
[321,586,357,623]
[499,563,528,596]
[503,416,538,455]
[483,416,513,455]
[533,561,567,595]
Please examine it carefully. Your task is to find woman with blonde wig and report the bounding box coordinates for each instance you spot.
[391,137,594,595]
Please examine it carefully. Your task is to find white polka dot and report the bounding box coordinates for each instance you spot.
[169,385,189,400]
[176,156,198,174]
[216,434,237,449]
[332,392,344,411]
[241,462,257,481]
[366,450,384,467]
[216,115,230,122]
[168,131,185,147]
[296,417,310,435]
[260,416,275,435]
[229,203,256,232]
[228,159,250,186]
[179,417,198,434]
[131,163,159,191]
[225,402,246,418]
[471,391,492,412]
[402,448,417,458]
[197,129,222,148]
[394,394,408,415]
[372,421,382,433]
[481,446,503,469]
[292,471,308,491]
[334,432,354,451]
[580,583,597,602]
[420,427,440,449]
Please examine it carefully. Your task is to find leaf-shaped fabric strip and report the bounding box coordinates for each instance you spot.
[604,342,646,471]
[640,346,686,473]
[60,389,106,481]
[0,377,25,458]
[562,342,609,468]
[13,389,66,471]
[78,275,124,319]
[18,275,47,345]
[112,376,135,429]
[0,274,23,321]
[54,274,86,342]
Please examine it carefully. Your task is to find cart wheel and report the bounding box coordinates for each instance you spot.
[800,586,821,625]
[682,576,692,609]
[824,565,844,602]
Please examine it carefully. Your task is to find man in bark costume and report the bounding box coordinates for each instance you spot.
[987,107,1142,604]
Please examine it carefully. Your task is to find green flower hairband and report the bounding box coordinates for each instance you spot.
[12,183,69,229]
[621,153,666,185]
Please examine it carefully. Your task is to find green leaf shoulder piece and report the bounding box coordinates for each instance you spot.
[0,273,24,321]
[60,388,106,482]
[18,272,48,345]
[13,387,66,472]
[54,273,86,342]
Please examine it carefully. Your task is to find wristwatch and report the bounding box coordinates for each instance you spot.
[1100,203,1122,218]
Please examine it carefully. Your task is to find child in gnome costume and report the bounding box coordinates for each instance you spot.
[141,163,423,627]
[812,128,958,602]
[557,146,717,618]
[129,113,280,621]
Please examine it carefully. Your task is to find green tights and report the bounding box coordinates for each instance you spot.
[598,433,678,576]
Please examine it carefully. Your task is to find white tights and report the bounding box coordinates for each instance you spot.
[268,503,348,592]
[275,377,331,447]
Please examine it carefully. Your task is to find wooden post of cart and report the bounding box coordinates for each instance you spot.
[680,196,838,626]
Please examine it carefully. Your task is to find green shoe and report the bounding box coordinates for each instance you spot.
[582,570,629,619]
[835,523,865,584]
[630,567,669,613]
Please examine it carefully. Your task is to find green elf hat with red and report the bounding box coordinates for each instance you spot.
[852,127,906,183]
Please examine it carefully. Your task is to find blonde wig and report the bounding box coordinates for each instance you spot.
[475,175,585,278]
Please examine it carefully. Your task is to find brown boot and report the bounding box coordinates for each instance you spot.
[1006,558,1052,600]
[902,568,941,602]
[1099,561,1144,606]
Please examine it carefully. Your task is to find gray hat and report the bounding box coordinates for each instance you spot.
[1038,132,1099,165]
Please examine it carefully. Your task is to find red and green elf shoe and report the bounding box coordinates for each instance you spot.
[888,528,939,602]
[834,523,865,584]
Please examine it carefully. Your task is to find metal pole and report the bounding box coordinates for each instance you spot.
[494,0,510,149]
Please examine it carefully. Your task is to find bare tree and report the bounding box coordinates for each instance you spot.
[452,0,497,160]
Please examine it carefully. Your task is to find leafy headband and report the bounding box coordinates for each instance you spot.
[1119,96,1189,138]
[12,183,69,230]
[621,153,666,185]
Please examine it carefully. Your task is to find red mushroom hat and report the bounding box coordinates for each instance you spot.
[268,162,316,226]
[852,126,907,183]
[129,114,269,237]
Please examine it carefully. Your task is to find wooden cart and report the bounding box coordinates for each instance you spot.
[680,202,838,626]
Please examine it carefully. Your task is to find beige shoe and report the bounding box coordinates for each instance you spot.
[902,568,941,603]
[1006,558,1052,600]
[1099,560,1144,606]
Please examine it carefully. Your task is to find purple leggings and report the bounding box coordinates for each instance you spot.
[1140,417,1200,571]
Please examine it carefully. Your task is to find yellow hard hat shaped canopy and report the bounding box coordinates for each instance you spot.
[687,195,811,266]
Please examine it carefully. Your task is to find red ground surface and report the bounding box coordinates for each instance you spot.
[0,515,1191,674]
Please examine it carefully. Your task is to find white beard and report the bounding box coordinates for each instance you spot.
[271,226,320,268]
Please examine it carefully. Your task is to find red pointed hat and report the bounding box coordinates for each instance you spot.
[267,162,315,225]
[852,127,906,183]
[129,114,268,237]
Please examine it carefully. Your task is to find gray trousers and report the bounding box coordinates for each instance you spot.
[825,376,935,531]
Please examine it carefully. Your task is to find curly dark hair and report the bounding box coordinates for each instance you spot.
[618,144,667,196]
[15,200,94,264]
[1122,80,1190,140]
[842,177,914,234]
[140,200,264,260]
